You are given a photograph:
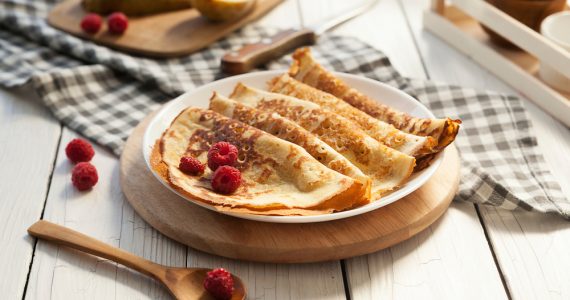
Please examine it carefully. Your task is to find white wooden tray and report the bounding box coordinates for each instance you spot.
[424,0,570,127]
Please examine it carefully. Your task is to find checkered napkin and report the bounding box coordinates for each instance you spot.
[1,0,568,218]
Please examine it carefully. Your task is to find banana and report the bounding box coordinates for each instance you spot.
[191,0,255,22]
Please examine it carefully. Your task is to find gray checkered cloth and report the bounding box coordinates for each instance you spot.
[1,0,568,218]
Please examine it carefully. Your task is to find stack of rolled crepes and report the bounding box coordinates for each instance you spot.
[151,48,461,216]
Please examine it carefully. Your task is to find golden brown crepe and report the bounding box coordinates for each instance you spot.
[209,92,372,206]
[229,83,416,200]
[289,47,461,151]
[152,108,364,215]
[268,74,437,157]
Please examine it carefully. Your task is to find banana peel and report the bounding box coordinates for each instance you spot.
[82,0,193,16]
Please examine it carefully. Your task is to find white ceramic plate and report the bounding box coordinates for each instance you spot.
[142,70,444,223]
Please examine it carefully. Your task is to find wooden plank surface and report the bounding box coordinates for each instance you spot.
[306,0,425,78]
[401,0,570,299]
[25,129,187,299]
[344,202,506,299]
[303,0,508,298]
[0,86,61,299]
[3,0,569,299]
[25,1,349,299]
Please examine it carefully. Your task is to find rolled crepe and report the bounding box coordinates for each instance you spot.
[268,73,437,157]
[152,107,364,215]
[289,47,461,151]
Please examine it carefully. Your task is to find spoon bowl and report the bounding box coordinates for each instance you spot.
[28,220,246,300]
[161,267,246,299]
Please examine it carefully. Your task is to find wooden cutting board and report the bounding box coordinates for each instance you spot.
[48,0,282,58]
[120,111,460,263]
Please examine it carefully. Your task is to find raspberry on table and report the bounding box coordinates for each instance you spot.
[71,162,98,191]
[80,13,102,34]
[207,142,238,171]
[107,12,128,34]
[203,268,234,300]
[211,166,241,194]
[179,156,205,175]
[65,138,95,163]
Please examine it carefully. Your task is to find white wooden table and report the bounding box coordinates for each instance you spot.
[2,1,570,299]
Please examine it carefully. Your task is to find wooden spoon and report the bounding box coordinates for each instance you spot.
[28,220,246,300]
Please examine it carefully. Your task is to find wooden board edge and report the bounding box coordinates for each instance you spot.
[320,148,459,263]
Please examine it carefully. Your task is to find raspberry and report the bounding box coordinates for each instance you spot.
[80,13,102,34]
[65,139,95,163]
[207,142,238,171]
[203,268,234,300]
[71,162,98,191]
[211,166,241,194]
[179,156,205,175]
[107,12,128,34]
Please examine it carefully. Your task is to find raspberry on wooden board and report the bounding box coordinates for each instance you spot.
[80,13,102,34]
[107,12,128,34]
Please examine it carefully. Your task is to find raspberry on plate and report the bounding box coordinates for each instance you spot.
[211,166,241,194]
[207,141,238,171]
[71,162,98,191]
[203,268,234,300]
[179,156,205,175]
[107,12,128,34]
[65,138,95,163]
[80,13,102,34]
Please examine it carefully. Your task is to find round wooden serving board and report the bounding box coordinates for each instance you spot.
[120,113,460,263]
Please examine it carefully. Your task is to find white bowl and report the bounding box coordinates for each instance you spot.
[539,11,570,93]
[142,70,444,223]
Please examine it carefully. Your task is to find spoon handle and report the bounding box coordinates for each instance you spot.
[28,220,163,278]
